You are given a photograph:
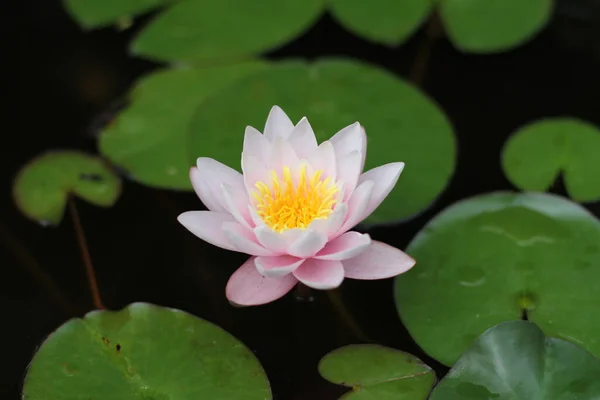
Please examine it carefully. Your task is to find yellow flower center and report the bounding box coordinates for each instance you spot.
[252,165,338,233]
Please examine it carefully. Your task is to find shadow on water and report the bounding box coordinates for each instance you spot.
[7,0,600,398]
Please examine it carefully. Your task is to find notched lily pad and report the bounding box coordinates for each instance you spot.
[190,58,456,223]
[22,302,272,399]
[12,151,121,225]
[319,344,435,399]
[429,321,600,400]
[394,192,600,365]
[502,118,600,203]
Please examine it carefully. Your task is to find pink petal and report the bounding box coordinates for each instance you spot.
[254,225,303,253]
[293,259,344,290]
[190,167,225,212]
[325,203,348,238]
[242,126,270,167]
[226,257,298,306]
[336,150,363,201]
[315,232,371,261]
[255,255,304,277]
[288,117,318,159]
[264,106,294,141]
[342,240,415,280]
[221,183,253,229]
[269,137,299,172]
[222,222,275,256]
[177,211,237,251]
[195,158,247,212]
[330,122,367,171]
[338,180,375,234]
[308,141,336,180]
[287,229,328,258]
[358,162,405,220]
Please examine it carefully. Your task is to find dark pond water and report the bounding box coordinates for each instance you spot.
[7,0,600,398]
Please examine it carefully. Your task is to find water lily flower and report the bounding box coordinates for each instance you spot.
[178,106,415,306]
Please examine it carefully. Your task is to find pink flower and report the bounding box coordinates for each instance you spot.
[178,106,415,306]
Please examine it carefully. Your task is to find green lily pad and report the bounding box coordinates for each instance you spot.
[328,0,433,46]
[319,345,435,399]
[12,151,121,225]
[502,118,600,203]
[22,303,272,399]
[98,61,268,190]
[63,0,170,29]
[394,192,600,366]
[190,58,456,223]
[131,0,324,63]
[429,321,600,400]
[439,0,553,53]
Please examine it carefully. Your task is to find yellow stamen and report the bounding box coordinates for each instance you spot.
[252,165,338,233]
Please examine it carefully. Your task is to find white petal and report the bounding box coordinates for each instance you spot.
[336,150,363,201]
[338,180,375,234]
[330,122,367,171]
[177,211,237,251]
[255,255,304,277]
[288,117,318,158]
[264,105,294,141]
[221,183,252,229]
[242,126,270,167]
[222,222,275,256]
[194,158,246,212]
[190,167,225,212]
[358,162,405,221]
[308,140,336,180]
[254,225,302,253]
[293,259,344,290]
[287,229,328,258]
[269,137,299,172]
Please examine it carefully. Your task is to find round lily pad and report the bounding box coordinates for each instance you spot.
[429,321,600,400]
[190,59,456,223]
[439,0,553,53]
[63,0,169,29]
[502,118,600,203]
[328,0,432,46]
[12,151,121,226]
[131,0,325,63]
[394,192,600,365]
[98,61,268,190]
[319,344,435,399]
[22,302,272,399]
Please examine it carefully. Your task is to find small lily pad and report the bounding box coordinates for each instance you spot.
[328,0,433,46]
[63,0,170,29]
[394,192,600,365]
[319,344,435,399]
[12,151,121,225]
[22,303,272,399]
[429,321,600,400]
[439,0,553,53]
[131,0,324,63]
[190,58,456,223]
[502,118,600,203]
[98,61,268,190]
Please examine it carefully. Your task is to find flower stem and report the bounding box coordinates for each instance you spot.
[0,222,76,316]
[68,196,105,310]
[294,283,314,302]
[326,289,372,343]
[409,13,443,86]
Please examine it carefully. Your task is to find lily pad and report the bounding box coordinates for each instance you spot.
[131,0,324,63]
[319,344,435,399]
[439,0,553,53]
[190,58,456,223]
[63,0,170,29]
[22,303,272,399]
[502,118,600,203]
[429,321,600,400]
[394,192,600,365]
[98,61,268,190]
[12,151,121,225]
[328,0,433,46]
